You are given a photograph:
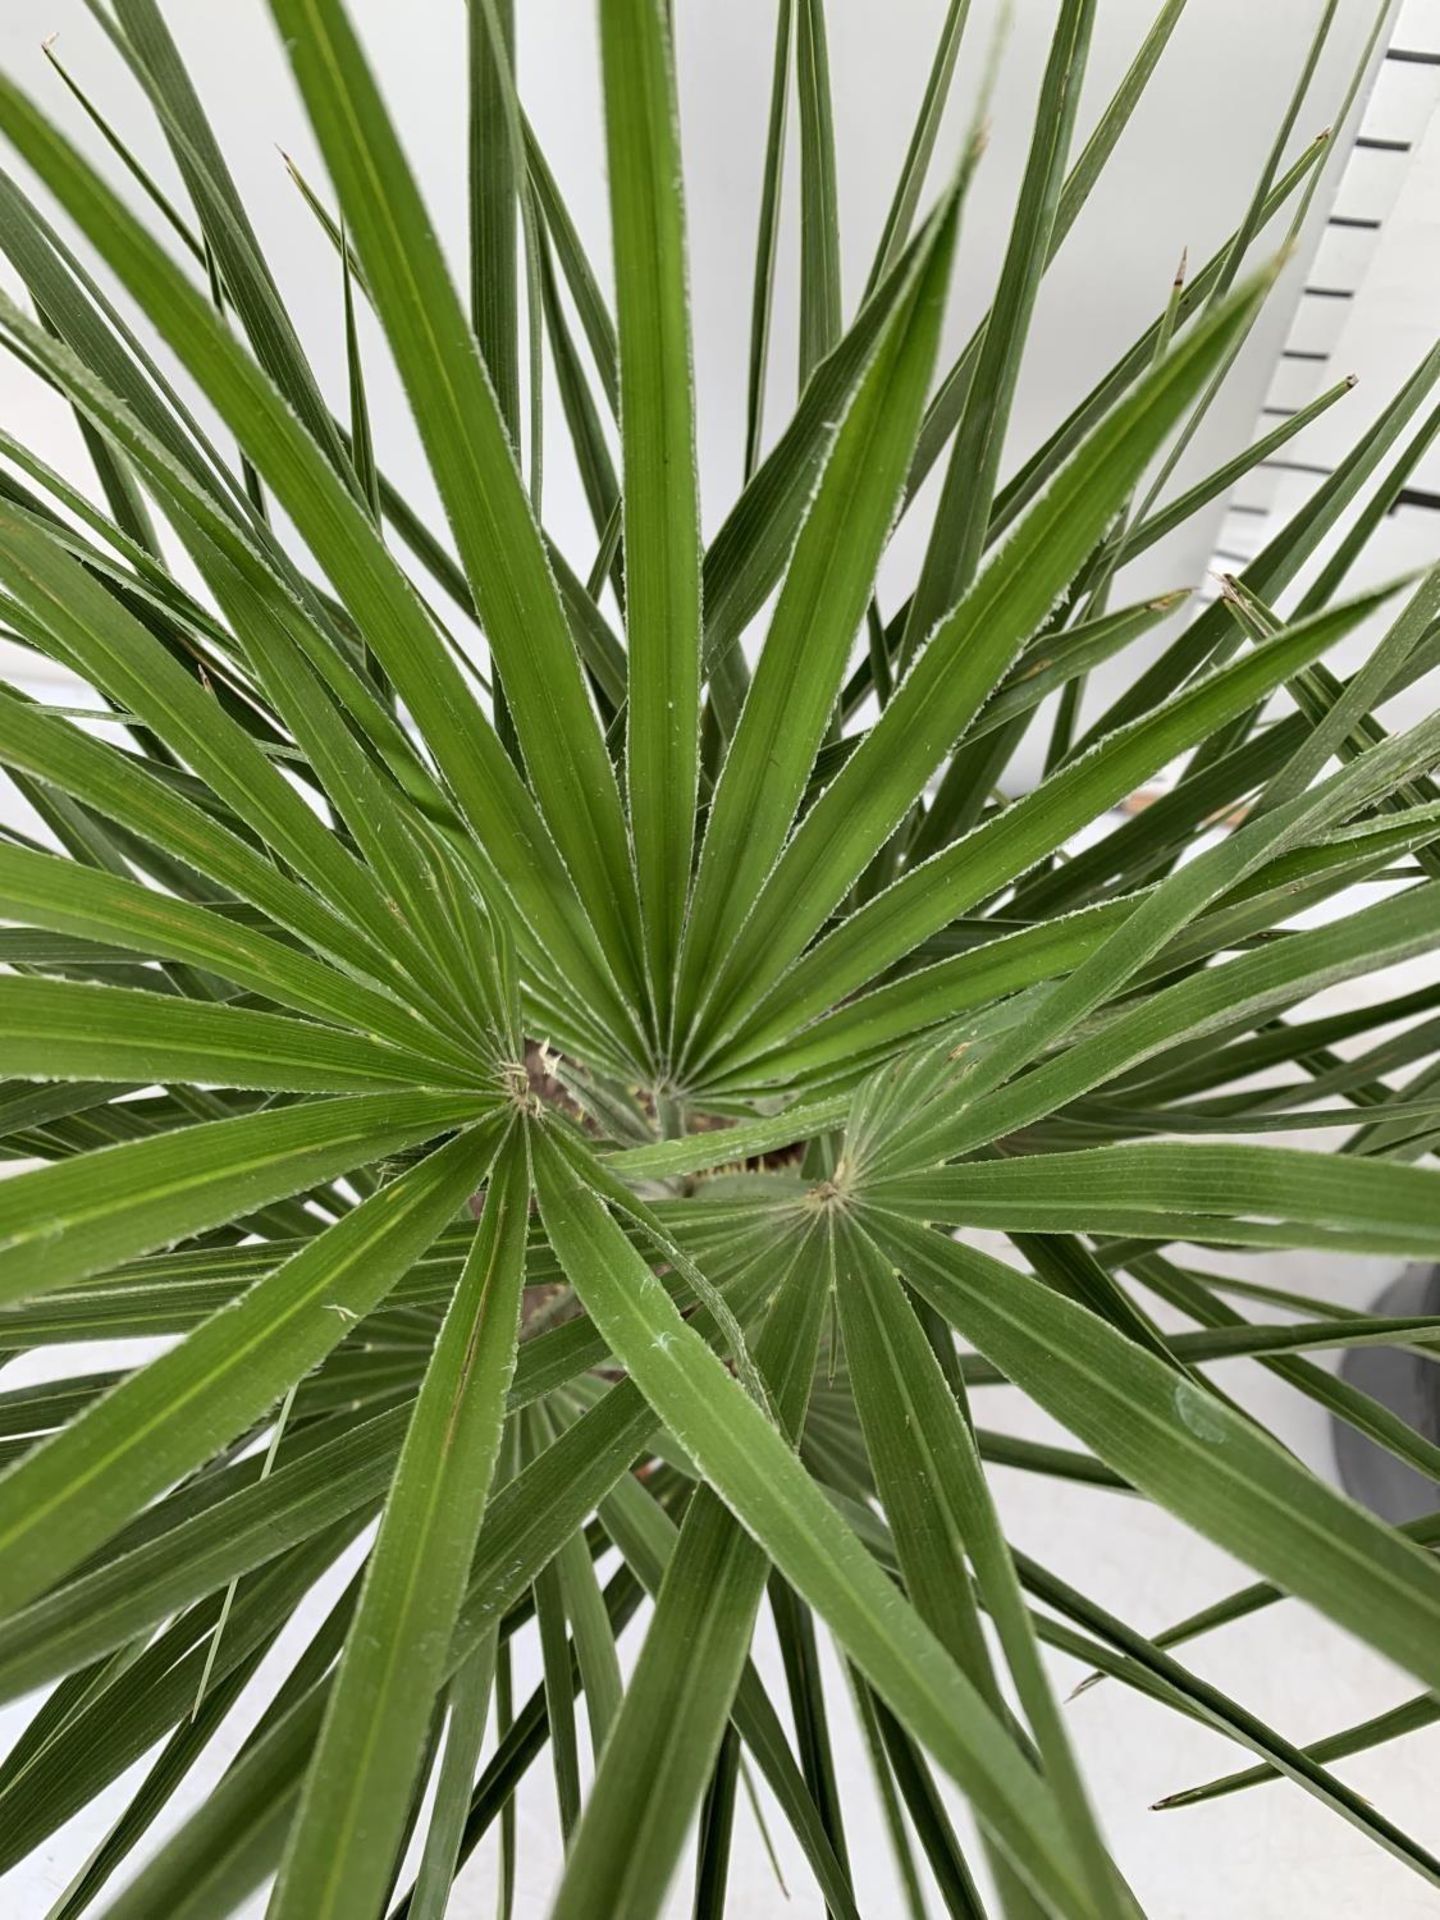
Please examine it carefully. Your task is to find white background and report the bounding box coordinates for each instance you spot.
[0,0,1425,697]
[1,2,1439,1915]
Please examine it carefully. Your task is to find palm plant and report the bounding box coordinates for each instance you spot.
[0,0,1438,1912]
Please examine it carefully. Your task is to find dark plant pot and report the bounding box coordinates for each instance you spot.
[1334,1267,1440,1523]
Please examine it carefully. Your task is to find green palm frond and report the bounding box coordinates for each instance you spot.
[0,2,1436,1916]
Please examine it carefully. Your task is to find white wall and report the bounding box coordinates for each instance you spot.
[0,0,1406,707]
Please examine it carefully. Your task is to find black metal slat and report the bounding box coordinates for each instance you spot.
[1261,457,1332,478]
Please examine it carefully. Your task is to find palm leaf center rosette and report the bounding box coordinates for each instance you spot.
[0,2,1438,1917]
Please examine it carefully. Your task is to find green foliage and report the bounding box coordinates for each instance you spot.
[0,2,1436,1915]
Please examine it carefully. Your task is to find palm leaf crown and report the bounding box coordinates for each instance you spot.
[0,0,1438,1915]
